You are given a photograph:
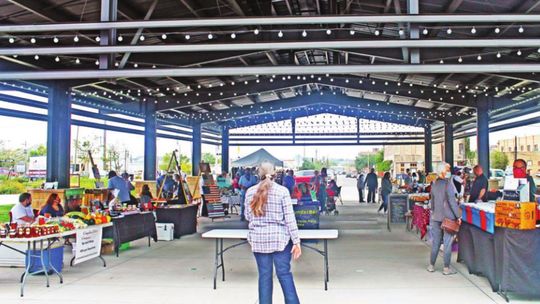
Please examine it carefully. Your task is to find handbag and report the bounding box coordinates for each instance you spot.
[441,180,461,234]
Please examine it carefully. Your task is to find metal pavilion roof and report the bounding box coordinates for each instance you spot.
[0,0,540,136]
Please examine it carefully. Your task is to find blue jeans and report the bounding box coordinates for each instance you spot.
[253,242,300,304]
[430,220,454,268]
[378,193,388,212]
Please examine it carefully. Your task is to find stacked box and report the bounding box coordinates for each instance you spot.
[495,201,537,230]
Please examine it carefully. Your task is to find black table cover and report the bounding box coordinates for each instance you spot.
[458,222,540,296]
[104,212,157,257]
[155,205,198,238]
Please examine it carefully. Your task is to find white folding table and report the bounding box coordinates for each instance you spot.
[201,229,338,290]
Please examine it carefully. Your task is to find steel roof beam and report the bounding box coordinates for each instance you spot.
[3,64,540,80]
[4,39,540,56]
[4,14,540,33]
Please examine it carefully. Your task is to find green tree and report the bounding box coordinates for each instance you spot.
[202,152,217,165]
[464,137,477,166]
[29,145,47,157]
[0,141,27,165]
[491,150,509,170]
[159,152,192,174]
[372,150,392,172]
[75,137,100,174]
[355,154,369,171]
[299,159,316,170]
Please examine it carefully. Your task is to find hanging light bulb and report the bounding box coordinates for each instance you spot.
[477,55,482,61]
[34,55,39,60]
[374,30,380,36]
[75,58,80,64]
[517,49,522,56]
[30,37,36,44]
[326,29,332,35]
[398,28,404,36]
[496,52,502,58]
[161,33,167,39]
[422,28,428,35]
[446,28,452,35]
[55,56,60,62]
[134,63,139,68]
[278,31,283,38]
[117,35,124,42]
[349,30,355,35]
[95,59,99,65]
[518,26,524,33]
[254,28,260,35]
[439,59,444,64]
[302,30,307,37]
[8,37,15,43]
[95,36,101,42]
[185,34,191,40]
[73,36,79,42]
[208,33,213,39]
[458,57,463,63]
[471,27,477,34]
[494,27,500,34]
[139,35,145,41]
[230,33,236,39]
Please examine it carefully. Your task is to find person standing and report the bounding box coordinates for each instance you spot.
[10,193,34,225]
[404,168,412,187]
[378,172,392,214]
[239,168,257,221]
[427,162,460,275]
[319,168,329,212]
[283,170,296,196]
[357,172,365,203]
[39,193,65,217]
[365,168,379,203]
[468,165,488,203]
[107,171,133,205]
[245,162,301,304]
[527,169,537,202]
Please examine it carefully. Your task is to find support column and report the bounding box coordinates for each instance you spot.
[221,126,229,174]
[407,0,420,64]
[291,118,296,144]
[424,125,433,173]
[444,122,454,166]
[46,83,71,188]
[356,118,360,144]
[477,96,491,173]
[99,0,117,69]
[143,103,157,181]
[192,122,202,176]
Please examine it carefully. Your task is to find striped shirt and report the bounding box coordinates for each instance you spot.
[245,181,300,253]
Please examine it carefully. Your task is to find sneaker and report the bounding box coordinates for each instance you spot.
[427,265,435,273]
[443,268,457,276]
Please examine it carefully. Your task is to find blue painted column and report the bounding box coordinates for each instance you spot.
[477,96,490,173]
[221,126,229,174]
[424,125,433,173]
[444,122,454,166]
[192,121,202,176]
[143,102,157,181]
[46,83,71,188]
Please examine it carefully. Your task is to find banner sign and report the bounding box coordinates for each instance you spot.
[73,227,103,265]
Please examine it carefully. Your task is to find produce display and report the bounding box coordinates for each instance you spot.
[0,211,111,239]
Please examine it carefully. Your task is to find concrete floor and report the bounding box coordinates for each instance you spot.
[0,178,538,303]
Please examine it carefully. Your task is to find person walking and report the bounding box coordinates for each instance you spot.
[427,162,461,275]
[357,172,365,203]
[239,168,257,221]
[378,172,392,214]
[365,168,379,203]
[245,162,301,304]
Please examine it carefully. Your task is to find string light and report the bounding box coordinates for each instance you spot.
[30,37,36,43]
[73,36,79,42]
[326,29,332,35]
[494,27,500,34]
[139,35,145,41]
[55,56,60,62]
[117,36,124,42]
[95,60,99,65]
[185,34,191,40]
[208,33,214,39]
[422,28,428,35]
[161,33,167,39]
[446,28,452,35]
[496,52,502,58]
[302,30,308,37]
[254,29,260,35]
[95,36,100,42]
[75,58,80,64]
[8,37,15,43]
[349,30,355,35]
[477,55,482,61]
[398,29,404,36]
[278,31,284,38]
[230,33,236,39]
[458,57,463,63]
[471,27,476,34]
[374,30,380,36]
[517,50,522,56]
[518,26,524,33]
[34,55,39,60]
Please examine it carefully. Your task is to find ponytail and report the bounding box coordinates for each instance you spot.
[250,163,275,217]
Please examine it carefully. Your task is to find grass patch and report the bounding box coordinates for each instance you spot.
[0,204,14,223]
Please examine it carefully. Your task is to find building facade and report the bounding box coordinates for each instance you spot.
[497,135,540,174]
[384,139,467,174]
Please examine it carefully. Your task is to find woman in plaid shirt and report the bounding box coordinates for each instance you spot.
[245,162,302,304]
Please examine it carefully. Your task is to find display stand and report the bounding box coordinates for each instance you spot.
[157,150,191,203]
[200,162,227,221]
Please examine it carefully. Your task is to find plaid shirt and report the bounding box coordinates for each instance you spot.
[245,182,300,253]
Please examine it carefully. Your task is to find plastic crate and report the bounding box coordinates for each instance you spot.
[26,246,64,274]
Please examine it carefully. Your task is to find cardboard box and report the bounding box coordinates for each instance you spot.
[495,201,537,230]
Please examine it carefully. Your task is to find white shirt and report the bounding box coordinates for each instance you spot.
[10,202,34,225]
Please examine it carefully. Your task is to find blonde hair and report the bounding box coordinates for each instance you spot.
[250,162,275,217]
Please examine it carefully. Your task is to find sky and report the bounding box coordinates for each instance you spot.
[1,90,539,163]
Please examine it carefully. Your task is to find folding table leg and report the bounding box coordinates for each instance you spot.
[324,240,329,290]
[20,242,31,297]
[39,240,50,288]
[220,238,225,282]
[213,238,219,289]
